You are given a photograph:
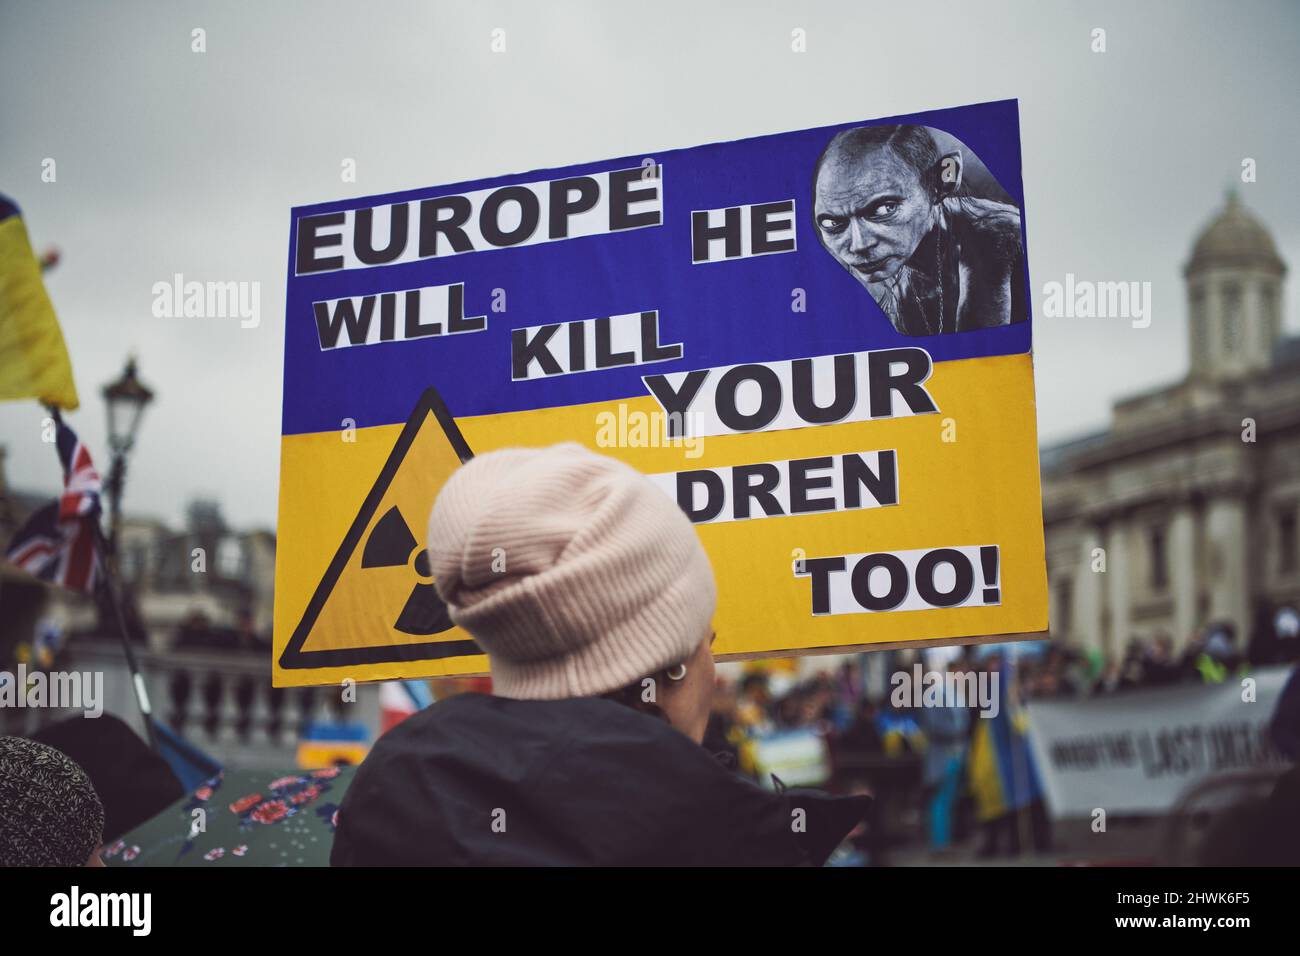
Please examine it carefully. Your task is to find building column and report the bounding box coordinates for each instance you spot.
[1168,502,1198,649]
[1205,492,1249,639]
[1076,522,1105,656]
[1105,518,1130,658]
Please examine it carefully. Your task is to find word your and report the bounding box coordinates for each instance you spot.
[295,165,662,274]
[50,887,151,936]
[595,403,704,458]
[644,347,938,439]
[650,451,897,524]
[797,544,1000,616]
[0,665,102,718]
[151,274,260,329]
[1042,273,1151,329]
[891,664,1000,719]
[313,282,486,350]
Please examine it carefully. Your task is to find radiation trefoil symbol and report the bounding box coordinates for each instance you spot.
[361,505,453,635]
[278,386,482,670]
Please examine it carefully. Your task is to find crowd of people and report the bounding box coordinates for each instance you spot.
[703,651,1019,864]
[1020,613,1300,700]
[700,615,1300,865]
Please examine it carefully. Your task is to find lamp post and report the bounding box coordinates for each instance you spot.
[101,357,154,555]
[99,357,159,752]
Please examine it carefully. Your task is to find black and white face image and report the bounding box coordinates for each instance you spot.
[813,125,1028,336]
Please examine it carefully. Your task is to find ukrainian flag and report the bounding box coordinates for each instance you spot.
[968,660,1043,822]
[0,195,78,409]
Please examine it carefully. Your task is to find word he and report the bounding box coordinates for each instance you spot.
[313,282,486,350]
[513,310,681,380]
[595,403,705,458]
[891,664,1000,719]
[644,347,937,439]
[50,887,151,936]
[797,544,1000,616]
[0,665,102,718]
[692,199,796,263]
[296,166,662,274]
[649,451,897,524]
[1042,273,1152,328]
[151,273,260,328]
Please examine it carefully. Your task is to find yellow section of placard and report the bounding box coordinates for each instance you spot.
[272,352,1046,687]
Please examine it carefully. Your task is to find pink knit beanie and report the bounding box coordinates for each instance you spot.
[426,442,717,700]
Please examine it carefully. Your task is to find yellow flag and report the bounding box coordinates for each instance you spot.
[0,196,79,409]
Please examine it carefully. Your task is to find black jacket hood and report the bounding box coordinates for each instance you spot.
[331,693,868,866]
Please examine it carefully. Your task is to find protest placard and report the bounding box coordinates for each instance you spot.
[274,98,1046,687]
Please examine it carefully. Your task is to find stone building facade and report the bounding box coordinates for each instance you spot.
[1042,194,1299,658]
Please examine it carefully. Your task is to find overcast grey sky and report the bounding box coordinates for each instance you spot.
[2,0,1297,531]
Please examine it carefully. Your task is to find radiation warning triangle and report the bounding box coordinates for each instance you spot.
[277,386,482,671]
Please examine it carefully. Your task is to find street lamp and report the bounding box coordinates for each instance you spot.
[98,357,160,753]
[101,357,154,552]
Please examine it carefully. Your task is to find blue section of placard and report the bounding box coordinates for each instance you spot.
[282,99,1031,435]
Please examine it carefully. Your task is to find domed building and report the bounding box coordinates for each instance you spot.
[1185,192,1288,383]
[1041,193,1299,660]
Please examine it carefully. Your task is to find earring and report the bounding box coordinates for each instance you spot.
[666,663,688,682]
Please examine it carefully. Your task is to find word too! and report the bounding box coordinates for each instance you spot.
[798,544,1001,617]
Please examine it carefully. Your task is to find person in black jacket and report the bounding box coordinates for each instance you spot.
[331,442,868,866]
[31,714,183,841]
[0,736,105,866]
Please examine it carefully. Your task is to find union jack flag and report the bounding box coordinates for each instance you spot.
[5,417,103,592]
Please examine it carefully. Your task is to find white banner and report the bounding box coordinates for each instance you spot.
[752,729,831,790]
[1026,666,1293,817]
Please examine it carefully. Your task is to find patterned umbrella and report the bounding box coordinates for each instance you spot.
[104,765,354,867]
